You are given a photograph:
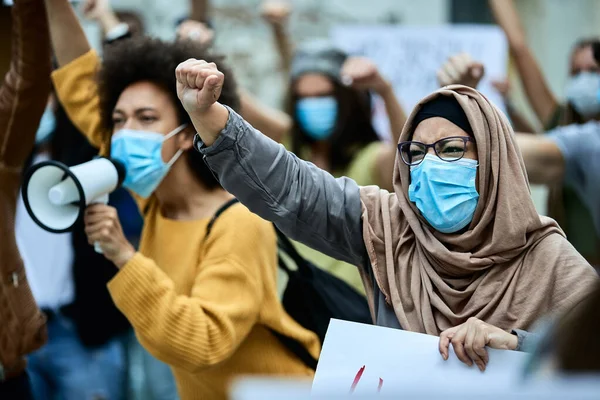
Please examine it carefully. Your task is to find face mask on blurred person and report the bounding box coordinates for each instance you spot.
[408,154,479,234]
[110,124,187,198]
[565,71,600,119]
[295,96,338,141]
[35,106,56,145]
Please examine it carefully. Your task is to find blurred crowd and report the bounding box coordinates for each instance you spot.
[0,0,599,399]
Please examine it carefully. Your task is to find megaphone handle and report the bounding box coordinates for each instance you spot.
[90,193,110,254]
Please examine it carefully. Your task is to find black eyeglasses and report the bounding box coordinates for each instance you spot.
[397,136,475,166]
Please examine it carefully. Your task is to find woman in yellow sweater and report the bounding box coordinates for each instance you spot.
[44,1,320,399]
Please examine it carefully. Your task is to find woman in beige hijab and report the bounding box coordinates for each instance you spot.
[175,59,598,369]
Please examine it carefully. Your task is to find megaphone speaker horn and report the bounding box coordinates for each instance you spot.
[22,157,126,234]
[22,160,86,233]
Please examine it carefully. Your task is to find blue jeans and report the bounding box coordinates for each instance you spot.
[125,331,179,400]
[27,313,126,400]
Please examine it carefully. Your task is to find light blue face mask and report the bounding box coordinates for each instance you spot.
[110,125,187,198]
[565,71,600,119]
[408,154,479,234]
[35,106,56,145]
[295,96,338,141]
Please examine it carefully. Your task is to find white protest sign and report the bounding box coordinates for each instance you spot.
[231,375,600,399]
[330,25,508,140]
[312,319,528,396]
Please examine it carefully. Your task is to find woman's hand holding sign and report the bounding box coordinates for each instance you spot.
[439,317,518,372]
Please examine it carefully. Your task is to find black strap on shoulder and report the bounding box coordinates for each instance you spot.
[269,329,318,370]
[205,198,240,238]
[275,227,311,275]
[204,203,319,370]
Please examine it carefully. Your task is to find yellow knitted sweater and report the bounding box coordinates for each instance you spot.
[52,50,319,399]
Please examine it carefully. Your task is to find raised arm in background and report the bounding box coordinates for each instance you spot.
[489,0,559,127]
[492,78,537,133]
[237,88,292,144]
[261,0,294,75]
[515,133,564,185]
[437,53,537,133]
[44,0,109,153]
[176,59,368,267]
[342,57,407,190]
[81,0,122,36]
[189,0,210,21]
[179,5,292,143]
[43,0,91,67]
[0,0,51,380]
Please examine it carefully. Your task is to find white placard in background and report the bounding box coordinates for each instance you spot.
[330,25,508,140]
[312,319,528,396]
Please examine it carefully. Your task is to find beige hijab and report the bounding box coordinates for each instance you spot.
[359,85,598,335]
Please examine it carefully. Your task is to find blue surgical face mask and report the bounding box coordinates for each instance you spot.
[565,71,600,119]
[408,154,479,234]
[295,96,338,141]
[110,124,187,198]
[35,106,56,145]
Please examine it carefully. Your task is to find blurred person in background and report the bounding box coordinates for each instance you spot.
[489,0,600,268]
[174,0,293,144]
[81,2,298,397]
[436,54,600,268]
[176,56,598,373]
[0,0,50,398]
[257,2,408,293]
[43,2,321,399]
[19,91,132,400]
[282,40,407,293]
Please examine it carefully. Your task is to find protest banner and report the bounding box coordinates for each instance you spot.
[330,25,508,140]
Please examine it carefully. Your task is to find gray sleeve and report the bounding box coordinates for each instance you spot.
[197,106,368,267]
[546,122,593,190]
[511,329,541,353]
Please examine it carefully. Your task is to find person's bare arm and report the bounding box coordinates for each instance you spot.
[44,0,92,67]
[491,79,538,134]
[261,1,294,74]
[190,0,210,21]
[238,88,291,144]
[489,0,559,127]
[507,104,537,133]
[376,84,407,191]
[81,0,124,37]
[341,57,407,190]
[516,133,565,185]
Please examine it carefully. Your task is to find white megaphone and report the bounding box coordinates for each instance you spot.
[22,157,126,253]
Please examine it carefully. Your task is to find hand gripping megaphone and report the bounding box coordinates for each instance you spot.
[22,157,126,253]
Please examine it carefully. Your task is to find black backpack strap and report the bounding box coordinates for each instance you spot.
[275,226,312,275]
[204,207,319,370]
[205,198,240,238]
[269,329,318,370]
[274,227,320,369]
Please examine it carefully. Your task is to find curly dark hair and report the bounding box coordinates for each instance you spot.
[97,36,240,190]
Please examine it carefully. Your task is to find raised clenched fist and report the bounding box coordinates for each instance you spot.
[81,0,112,21]
[175,59,225,114]
[261,0,292,27]
[341,56,391,95]
[437,52,485,89]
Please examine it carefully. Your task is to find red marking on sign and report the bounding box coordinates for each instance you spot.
[378,378,384,392]
[349,365,365,393]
